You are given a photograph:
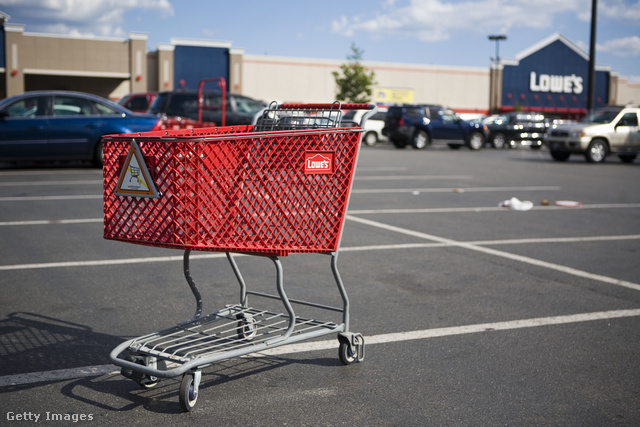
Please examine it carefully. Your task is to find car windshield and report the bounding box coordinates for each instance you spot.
[342,111,356,120]
[148,92,198,116]
[581,108,623,124]
[234,96,264,114]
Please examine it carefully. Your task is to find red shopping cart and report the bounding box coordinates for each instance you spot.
[104,102,375,411]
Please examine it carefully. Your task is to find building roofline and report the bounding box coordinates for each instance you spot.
[515,32,589,62]
[170,38,232,48]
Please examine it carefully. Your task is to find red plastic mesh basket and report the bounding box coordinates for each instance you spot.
[103,123,362,256]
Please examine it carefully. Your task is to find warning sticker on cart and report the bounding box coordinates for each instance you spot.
[115,139,159,198]
[304,151,334,174]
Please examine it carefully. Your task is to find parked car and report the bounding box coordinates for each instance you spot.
[341,107,388,146]
[117,92,157,113]
[547,104,640,163]
[486,112,551,149]
[0,90,161,166]
[147,90,266,126]
[382,104,488,150]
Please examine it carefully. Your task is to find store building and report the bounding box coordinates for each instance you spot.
[1,11,638,117]
[489,33,623,119]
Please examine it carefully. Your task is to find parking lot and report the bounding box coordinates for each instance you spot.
[1,145,639,426]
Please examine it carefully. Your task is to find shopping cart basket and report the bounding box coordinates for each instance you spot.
[103,102,376,411]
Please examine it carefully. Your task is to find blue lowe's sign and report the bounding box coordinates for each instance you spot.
[501,33,609,116]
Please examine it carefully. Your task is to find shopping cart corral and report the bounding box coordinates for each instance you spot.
[103,102,376,412]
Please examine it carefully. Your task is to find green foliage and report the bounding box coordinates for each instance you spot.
[332,43,377,103]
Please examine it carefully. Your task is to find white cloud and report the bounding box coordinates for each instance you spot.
[0,0,174,38]
[330,0,586,41]
[598,35,640,56]
[600,0,640,22]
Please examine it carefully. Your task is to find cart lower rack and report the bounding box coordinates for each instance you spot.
[104,102,375,411]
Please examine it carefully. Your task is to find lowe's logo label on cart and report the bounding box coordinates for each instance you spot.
[304,151,334,174]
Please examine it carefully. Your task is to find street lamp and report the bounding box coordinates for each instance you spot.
[488,35,507,64]
[488,35,507,115]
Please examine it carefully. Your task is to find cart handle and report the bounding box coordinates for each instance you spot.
[278,103,375,111]
[280,103,378,128]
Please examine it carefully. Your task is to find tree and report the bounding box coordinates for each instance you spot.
[332,43,376,103]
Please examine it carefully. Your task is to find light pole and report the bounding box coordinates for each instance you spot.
[488,35,507,114]
[587,0,597,114]
[488,35,507,64]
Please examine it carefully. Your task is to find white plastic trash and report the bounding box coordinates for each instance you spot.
[499,197,534,211]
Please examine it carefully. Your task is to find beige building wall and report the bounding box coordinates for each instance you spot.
[2,24,145,99]
[242,55,341,104]
[128,32,148,95]
[156,44,174,91]
[228,48,243,94]
[4,24,25,95]
[615,76,640,105]
[367,61,489,113]
[242,54,489,112]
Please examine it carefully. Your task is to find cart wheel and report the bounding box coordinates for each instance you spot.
[237,315,258,340]
[139,376,159,389]
[339,341,359,365]
[179,374,198,412]
[122,355,160,389]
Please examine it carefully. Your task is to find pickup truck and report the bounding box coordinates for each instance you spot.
[382,104,488,150]
[547,104,640,163]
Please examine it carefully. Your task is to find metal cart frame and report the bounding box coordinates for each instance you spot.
[104,102,376,411]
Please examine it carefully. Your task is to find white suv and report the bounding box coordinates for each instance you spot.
[342,107,388,146]
[547,104,640,163]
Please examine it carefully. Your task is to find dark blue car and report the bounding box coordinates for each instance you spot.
[383,104,488,150]
[0,90,161,166]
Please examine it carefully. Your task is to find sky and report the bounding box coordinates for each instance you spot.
[1,0,639,81]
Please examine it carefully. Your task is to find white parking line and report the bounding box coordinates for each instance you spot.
[0,252,227,271]
[2,202,639,226]
[349,203,640,213]
[356,167,407,172]
[352,185,561,194]
[0,186,536,202]
[347,215,640,293]
[355,174,473,180]
[0,195,103,202]
[2,308,639,387]
[0,170,102,176]
[0,180,102,186]
[1,234,639,276]
[0,218,103,226]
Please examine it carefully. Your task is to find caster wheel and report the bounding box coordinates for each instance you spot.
[339,341,359,365]
[237,314,258,340]
[122,355,161,389]
[179,373,198,412]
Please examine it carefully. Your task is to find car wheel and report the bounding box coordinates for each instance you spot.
[412,130,429,149]
[491,133,507,149]
[93,140,104,167]
[585,138,608,163]
[550,150,570,162]
[363,131,378,147]
[468,132,485,150]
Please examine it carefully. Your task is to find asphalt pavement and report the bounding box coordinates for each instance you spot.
[1,144,639,426]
